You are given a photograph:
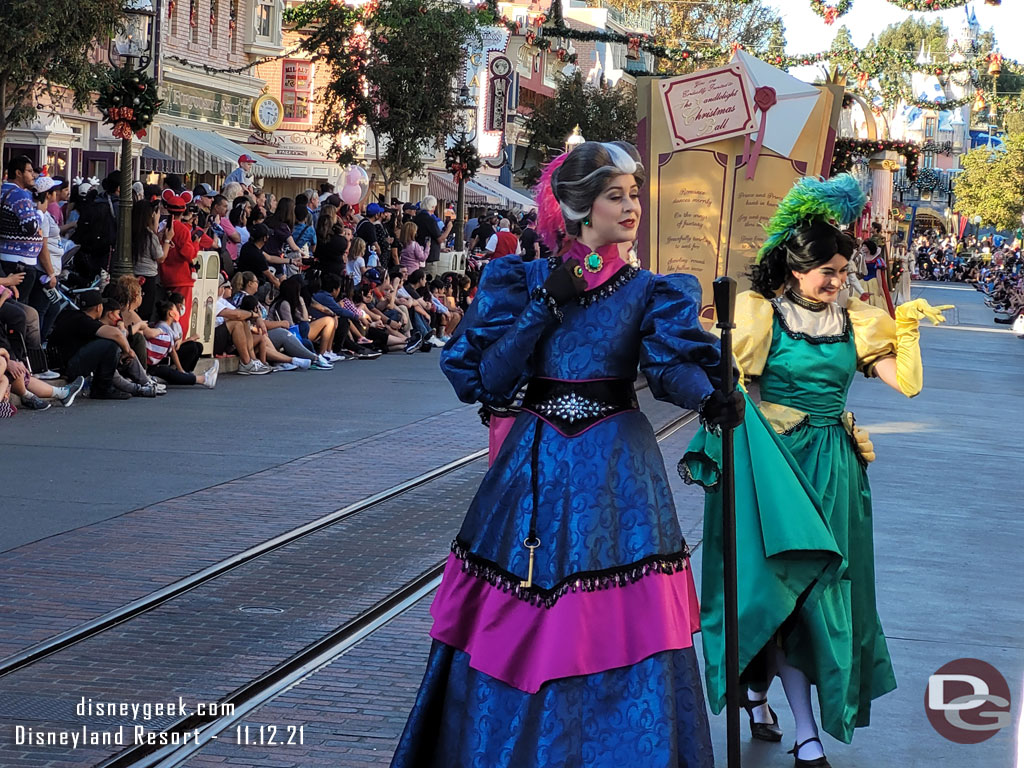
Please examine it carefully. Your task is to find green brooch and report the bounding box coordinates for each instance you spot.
[584,252,604,273]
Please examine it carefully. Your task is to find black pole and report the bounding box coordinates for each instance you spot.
[713,275,741,768]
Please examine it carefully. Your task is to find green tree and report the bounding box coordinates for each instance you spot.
[0,0,125,154]
[517,72,637,188]
[599,0,784,74]
[952,132,1024,230]
[286,0,481,191]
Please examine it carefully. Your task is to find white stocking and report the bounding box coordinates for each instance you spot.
[771,645,824,760]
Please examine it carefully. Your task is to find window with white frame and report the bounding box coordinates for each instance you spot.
[247,0,283,54]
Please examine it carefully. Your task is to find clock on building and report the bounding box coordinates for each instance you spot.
[252,93,284,132]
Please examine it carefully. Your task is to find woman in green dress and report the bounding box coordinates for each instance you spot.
[683,175,951,767]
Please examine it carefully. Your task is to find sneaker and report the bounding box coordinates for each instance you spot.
[311,359,333,370]
[135,383,158,398]
[0,401,16,417]
[272,362,298,372]
[404,332,423,354]
[203,359,219,388]
[154,382,168,395]
[355,349,382,360]
[91,388,132,400]
[317,354,333,367]
[59,376,85,408]
[322,351,344,363]
[21,395,51,411]
[237,360,258,375]
[439,335,452,343]
[251,360,273,375]
[427,335,446,348]
[292,357,312,370]
[36,369,60,381]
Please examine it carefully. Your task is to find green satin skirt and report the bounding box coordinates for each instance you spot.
[682,395,897,743]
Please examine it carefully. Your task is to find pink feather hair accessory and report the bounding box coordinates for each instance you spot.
[534,152,570,253]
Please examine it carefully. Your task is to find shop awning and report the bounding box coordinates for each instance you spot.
[469,174,536,210]
[465,179,501,204]
[427,172,488,205]
[158,125,292,179]
[140,146,185,175]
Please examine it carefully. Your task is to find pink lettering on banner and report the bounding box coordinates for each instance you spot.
[659,64,757,151]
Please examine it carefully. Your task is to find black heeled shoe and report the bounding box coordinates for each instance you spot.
[788,737,831,767]
[742,696,783,742]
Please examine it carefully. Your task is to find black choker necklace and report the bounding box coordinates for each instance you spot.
[785,289,827,312]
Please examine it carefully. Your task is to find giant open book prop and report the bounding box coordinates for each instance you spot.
[638,52,844,325]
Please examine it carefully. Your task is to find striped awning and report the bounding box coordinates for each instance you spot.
[470,174,536,210]
[140,146,185,175]
[157,125,292,179]
[427,172,488,205]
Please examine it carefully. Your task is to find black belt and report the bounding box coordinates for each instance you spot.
[521,378,639,436]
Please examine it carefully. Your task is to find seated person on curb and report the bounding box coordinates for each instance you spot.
[351,282,406,352]
[268,275,340,364]
[308,273,380,360]
[236,293,317,371]
[146,300,218,388]
[399,268,444,350]
[47,290,134,400]
[212,277,272,375]
[0,272,57,379]
[0,340,83,415]
[97,297,161,398]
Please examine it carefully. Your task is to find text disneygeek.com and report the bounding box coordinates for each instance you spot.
[11,697,305,748]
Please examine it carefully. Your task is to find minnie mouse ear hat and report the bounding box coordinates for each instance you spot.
[162,188,194,213]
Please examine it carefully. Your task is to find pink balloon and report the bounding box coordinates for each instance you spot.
[346,168,363,185]
[341,183,362,205]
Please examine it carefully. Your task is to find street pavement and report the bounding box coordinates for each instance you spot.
[0,283,1020,767]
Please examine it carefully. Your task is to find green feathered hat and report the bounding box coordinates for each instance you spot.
[757,174,867,263]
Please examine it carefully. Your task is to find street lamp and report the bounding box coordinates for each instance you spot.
[972,214,983,238]
[453,85,477,252]
[565,124,585,153]
[111,0,154,278]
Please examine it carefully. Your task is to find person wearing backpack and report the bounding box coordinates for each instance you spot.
[72,171,119,279]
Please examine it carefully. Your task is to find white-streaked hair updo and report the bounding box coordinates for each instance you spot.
[550,141,645,238]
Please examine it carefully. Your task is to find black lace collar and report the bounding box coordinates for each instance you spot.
[785,288,828,312]
[546,253,639,307]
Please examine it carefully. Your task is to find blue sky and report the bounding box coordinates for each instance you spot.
[771,0,1024,61]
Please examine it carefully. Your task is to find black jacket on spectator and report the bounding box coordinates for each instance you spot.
[236,241,271,283]
[414,210,442,263]
[73,193,118,277]
[314,234,348,276]
[47,309,103,371]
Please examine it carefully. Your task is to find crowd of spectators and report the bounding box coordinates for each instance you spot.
[0,152,536,417]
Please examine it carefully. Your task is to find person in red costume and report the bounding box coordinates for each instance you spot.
[158,190,212,337]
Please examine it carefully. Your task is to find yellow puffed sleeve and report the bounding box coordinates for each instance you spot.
[732,291,774,387]
[846,297,896,376]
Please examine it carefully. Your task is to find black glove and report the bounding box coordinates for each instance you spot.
[699,390,745,431]
[542,257,588,306]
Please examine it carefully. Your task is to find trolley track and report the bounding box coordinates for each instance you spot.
[89,408,698,768]
[0,448,487,679]
[0,378,654,680]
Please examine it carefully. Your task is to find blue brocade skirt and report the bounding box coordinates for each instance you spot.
[390,641,713,768]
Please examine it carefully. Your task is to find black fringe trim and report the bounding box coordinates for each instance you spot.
[770,300,851,345]
[450,538,691,609]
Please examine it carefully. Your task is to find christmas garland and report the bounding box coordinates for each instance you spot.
[830,138,922,182]
[916,167,941,190]
[810,0,854,25]
[96,68,162,140]
[445,135,480,183]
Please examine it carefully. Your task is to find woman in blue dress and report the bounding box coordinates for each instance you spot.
[389,142,744,768]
